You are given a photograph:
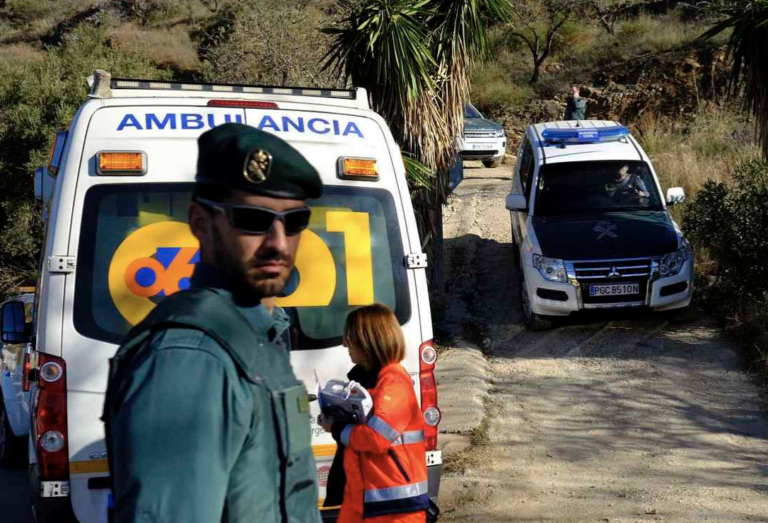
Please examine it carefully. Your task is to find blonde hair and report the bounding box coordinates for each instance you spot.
[343,304,405,370]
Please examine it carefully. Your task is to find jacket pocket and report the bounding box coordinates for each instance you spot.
[387,448,411,483]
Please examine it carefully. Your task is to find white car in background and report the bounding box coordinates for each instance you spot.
[458,103,506,168]
[1,291,35,468]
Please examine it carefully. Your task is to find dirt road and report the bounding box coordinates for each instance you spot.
[437,162,768,522]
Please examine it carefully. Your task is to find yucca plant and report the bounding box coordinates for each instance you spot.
[322,0,513,284]
[702,0,768,159]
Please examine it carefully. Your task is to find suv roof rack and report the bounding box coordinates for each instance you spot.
[86,70,369,110]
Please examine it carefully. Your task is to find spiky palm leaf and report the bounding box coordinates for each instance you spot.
[702,0,768,159]
[322,0,513,280]
[323,0,450,175]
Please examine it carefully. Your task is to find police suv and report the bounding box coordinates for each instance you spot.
[0,71,442,522]
[507,121,693,330]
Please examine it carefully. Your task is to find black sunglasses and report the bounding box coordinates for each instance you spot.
[195,197,312,236]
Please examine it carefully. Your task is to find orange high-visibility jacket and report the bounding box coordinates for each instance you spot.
[337,362,428,522]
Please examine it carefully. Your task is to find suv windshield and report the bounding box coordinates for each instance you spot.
[534,161,663,216]
[464,104,483,119]
[74,184,410,349]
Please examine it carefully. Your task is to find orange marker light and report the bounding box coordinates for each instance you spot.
[97,152,146,175]
[340,158,378,180]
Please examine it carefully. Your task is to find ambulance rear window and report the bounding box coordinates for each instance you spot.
[73,184,410,349]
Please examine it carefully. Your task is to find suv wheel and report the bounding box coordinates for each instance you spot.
[482,158,502,168]
[0,403,26,468]
[520,277,554,331]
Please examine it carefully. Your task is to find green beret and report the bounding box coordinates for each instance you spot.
[196,123,323,200]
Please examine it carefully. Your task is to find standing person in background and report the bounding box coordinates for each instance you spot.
[319,304,429,523]
[564,84,587,121]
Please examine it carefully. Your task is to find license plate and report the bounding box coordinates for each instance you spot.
[471,143,494,150]
[589,283,640,297]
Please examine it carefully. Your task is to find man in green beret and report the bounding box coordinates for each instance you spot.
[103,123,323,523]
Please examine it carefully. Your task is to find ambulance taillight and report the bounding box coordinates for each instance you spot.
[419,340,441,451]
[337,157,379,181]
[97,152,147,176]
[34,353,70,481]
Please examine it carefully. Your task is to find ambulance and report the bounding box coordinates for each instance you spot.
[0,71,442,522]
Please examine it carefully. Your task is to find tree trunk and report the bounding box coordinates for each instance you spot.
[530,61,541,83]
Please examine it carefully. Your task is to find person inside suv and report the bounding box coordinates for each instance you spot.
[606,164,650,205]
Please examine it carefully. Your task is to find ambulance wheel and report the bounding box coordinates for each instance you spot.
[483,158,502,168]
[520,277,554,331]
[0,402,26,468]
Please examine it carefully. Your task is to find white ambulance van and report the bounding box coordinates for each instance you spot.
[0,71,442,522]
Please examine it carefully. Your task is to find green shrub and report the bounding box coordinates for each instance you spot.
[0,23,171,294]
[684,159,768,375]
[471,55,537,115]
[551,20,599,61]
[115,0,173,26]
[684,160,768,298]
[199,0,339,87]
[0,0,52,28]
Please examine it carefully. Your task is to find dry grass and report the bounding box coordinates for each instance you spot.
[636,109,760,199]
[109,23,200,70]
[0,43,46,62]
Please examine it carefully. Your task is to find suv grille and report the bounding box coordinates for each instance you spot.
[464,129,496,138]
[573,258,652,305]
[573,259,651,280]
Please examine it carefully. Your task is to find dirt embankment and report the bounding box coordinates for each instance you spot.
[499,46,730,148]
[436,163,768,523]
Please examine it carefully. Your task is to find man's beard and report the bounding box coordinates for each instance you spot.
[211,225,292,301]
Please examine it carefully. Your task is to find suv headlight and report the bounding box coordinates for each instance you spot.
[533,255,567,282]
[659,246,691,277]
[494,129,505,138]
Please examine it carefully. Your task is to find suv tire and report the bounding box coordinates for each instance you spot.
[520,277,554,331]
[483,158,502,168]
[0,402,27,468]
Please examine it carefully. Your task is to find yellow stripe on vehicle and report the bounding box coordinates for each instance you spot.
[313,443,337,458]
[70,459,109,475]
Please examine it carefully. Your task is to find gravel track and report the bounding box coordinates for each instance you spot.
[437,162,768,523]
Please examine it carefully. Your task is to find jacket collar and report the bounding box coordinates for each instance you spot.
[190,262,289,343]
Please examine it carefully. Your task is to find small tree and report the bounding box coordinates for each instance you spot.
[589,0,642,35]
[702,0,768,160]
[508,0,579,84]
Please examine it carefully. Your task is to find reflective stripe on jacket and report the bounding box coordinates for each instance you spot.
[339,362,429,520]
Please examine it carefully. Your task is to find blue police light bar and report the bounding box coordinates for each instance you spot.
[541,125,630,144]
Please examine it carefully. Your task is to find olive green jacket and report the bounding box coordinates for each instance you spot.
[564,96,587,121]
[104,264,321,523]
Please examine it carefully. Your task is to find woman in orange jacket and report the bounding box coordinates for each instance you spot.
[319,304,429,523]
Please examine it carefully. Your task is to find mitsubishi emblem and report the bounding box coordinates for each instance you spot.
[608,266,621,278]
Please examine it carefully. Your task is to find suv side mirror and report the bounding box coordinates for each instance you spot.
[666,187,685,205]
[1,301,29,344]
[506,194,527,211]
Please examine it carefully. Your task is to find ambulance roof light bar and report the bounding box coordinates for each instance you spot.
[541,125,631,145]
[86,70,367,107]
